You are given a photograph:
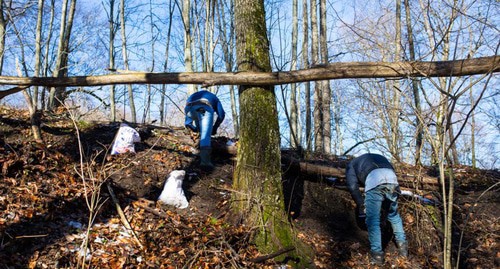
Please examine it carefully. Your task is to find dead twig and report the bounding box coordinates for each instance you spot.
[249,246,295,263]
[15,234,48,239]
[106,182,144,249]
[133,200,190,229]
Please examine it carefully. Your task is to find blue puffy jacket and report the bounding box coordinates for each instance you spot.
[184,90,225,133]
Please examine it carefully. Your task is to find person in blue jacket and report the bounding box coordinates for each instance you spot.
[346,153,408,265]
[184,90,225,170]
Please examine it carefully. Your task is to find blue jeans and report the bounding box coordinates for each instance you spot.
[185,104,214,148]
[365,184,406,254]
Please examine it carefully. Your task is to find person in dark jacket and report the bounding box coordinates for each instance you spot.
[346,153,408,265]
[184,90,225,170]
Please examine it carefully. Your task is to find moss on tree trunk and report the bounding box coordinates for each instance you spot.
[233,0,313,267]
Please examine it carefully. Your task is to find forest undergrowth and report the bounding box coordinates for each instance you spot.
[0,106,498,269]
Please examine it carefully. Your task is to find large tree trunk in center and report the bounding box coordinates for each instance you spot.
[233,0,312,266]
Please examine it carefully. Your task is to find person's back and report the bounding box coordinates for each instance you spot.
[187,91,217,108]
[345,153,407,265]
[185,91,225,133]
[347,153,394,184]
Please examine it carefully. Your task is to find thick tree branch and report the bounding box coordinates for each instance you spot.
[210,142,439,186]
[0,86,29,99]
[0,56,497,87]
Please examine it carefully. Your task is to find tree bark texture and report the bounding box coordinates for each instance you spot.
[233,0,312,265]
[319,0,331,154]
[216,0,239,136]
[108,0,117,122]
[289,0,299,148]
[404,0,423,165]
[48,0,76,109]
[120,0,137,123]
[0,0,6,74]
[182,0,196,95]
[302,0,311,151]
[33,0,44,109]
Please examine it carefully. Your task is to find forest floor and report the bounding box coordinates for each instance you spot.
[0,106,499,269]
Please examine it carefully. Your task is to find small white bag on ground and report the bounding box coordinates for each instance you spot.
[111,123,141,155]
[158,170,189,209]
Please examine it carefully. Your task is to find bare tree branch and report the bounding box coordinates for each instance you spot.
[0,85,29,99]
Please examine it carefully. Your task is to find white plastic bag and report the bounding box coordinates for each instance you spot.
[111,123,141,155]
[158,170,189,209]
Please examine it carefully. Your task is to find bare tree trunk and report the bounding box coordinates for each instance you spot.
[28,0,45,141]
[404,0,423,165]
[42,0,55,110]
[142,0,157,124]
[108,0,117,122]
[216,0,239,136]
[319,0,330,154]
[438,38,452,165]
[388,0,402,161]
[233,0,312,265]
[33,0,44,110]
[7,2,43,141]
[183,0,196,95]
[448,123,460,164]
[14,60,42,142]
[289,0,299,148]
[469,85,476,168]
[48,0,68,109]
[431,2,458,266]
[49,0,76,110]
[160,0,174,126]
[302,0,311,151]
[332,86,343,155]
[311,0,324,152]
[437,30,451,178]
[204,0,215,94]
[417,3,457,263]
[119,0,137,122]
[0,0,7,75]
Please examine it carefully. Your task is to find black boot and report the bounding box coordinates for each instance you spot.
[199,146,214,171]
[396,241,408,257]
[370,251,385,266]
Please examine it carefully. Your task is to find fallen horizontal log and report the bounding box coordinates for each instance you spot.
[1,56,497,87]
[298,161,345,178]
[332,184,439,205]
[210,141,439,186]
[297,161,438,185]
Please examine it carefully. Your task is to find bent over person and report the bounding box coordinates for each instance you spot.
[345,153,408,265]
[184,90,225,170]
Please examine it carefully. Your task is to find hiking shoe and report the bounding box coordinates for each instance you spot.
[396,241,408,257]
[370,251,385,266]
[199,147,214,171]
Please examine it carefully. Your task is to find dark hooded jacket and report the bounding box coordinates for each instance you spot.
[345,153,395,207]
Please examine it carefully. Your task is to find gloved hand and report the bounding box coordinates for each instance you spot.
[356,205,367,230]
[357,205,366,218]
[186,124,198,132]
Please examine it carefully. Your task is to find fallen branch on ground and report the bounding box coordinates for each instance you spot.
[107,182,144,249]
[249,246,296,263]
